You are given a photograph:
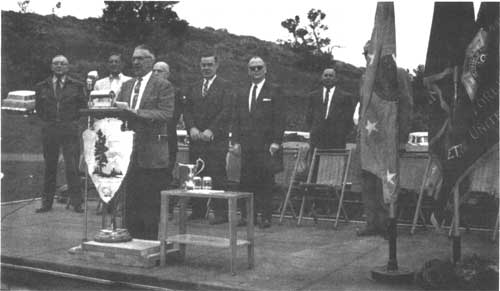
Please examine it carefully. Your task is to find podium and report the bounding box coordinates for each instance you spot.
[69,107,176,268]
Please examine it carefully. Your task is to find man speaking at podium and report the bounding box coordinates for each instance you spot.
[116,44,175,240]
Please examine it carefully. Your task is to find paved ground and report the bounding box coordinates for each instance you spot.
[1,199,498,291]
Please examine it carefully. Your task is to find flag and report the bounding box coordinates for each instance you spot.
[360,2,399,204]
[426,2,499,214]
[422,2,476,206]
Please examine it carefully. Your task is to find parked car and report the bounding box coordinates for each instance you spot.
[1,90,36,114]
[406,131,428,152]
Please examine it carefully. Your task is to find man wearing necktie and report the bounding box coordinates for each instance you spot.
[231,56,286,228]
[34,55,87,213]
[116,45,175,240]
[184,53,233,224]
[307,67,355,150]
[94,53,131,97]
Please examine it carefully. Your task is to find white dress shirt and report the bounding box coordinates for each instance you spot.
[248,79,266,112]
[202,74,217,94]
[94,73,132,97]
[130,71,152,110]
[323,86,336,119]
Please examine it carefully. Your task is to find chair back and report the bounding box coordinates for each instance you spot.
[469,145,499,197]
[275,148,300,187]
[307,148,352,188]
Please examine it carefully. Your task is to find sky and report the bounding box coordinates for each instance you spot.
[1,0,481,70]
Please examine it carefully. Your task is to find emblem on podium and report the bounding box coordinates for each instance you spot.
[83,117,134,242]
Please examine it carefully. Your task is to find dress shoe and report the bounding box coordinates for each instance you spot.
[209,217,228,225]
[35,206,52,213]
[73,205,84,213]
[356,228,379,237]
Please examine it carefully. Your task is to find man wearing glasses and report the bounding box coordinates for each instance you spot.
[116,45,175,240]
[231,56,286,228]
[35,54,87,213]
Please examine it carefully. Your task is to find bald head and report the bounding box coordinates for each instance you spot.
[152,61,170,80]
[51,55,69,77]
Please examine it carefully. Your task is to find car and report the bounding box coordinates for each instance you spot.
[1,90,36,114]
[406,131,428,152]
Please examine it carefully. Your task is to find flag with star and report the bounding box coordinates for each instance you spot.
[360,2,399,204]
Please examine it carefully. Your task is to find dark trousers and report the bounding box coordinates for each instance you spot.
[41,128,81,207]
[125,167,171,240]
[361,170,388,231]
[189,142,228,218]
[240,150,274,221]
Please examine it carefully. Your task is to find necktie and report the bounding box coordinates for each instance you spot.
[250,84,257,113]
[55,77,63,100]
[130,77,142,109]
[202,79,209,97]
[324,87,331,119]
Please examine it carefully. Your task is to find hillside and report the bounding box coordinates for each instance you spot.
[1,11,363,131]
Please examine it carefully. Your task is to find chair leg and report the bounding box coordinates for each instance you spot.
[205,198,211,219]
[298,195,306,226]
[334,189,348,228]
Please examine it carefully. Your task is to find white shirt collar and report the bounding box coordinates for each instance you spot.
[323,86,336,119]
[203,74,217,90]
[131,71,152,110]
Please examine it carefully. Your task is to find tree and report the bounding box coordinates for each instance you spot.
[102,1,188,42]
[306,9,331,54]
[279,8,334,71]
[280,8,331,54]
[17,0,30,13]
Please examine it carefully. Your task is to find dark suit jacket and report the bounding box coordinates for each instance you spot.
[232,80,286,172]
[307,85,355,149]
[35,76,87,135]
[184,76,233,151]
[117,74,174,168]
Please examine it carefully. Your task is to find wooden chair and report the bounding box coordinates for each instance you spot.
[277,147,306,223]
[296,148,352,227]
[446,144,499,240]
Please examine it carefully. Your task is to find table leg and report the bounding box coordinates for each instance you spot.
[179,197,187,261]
[228,197,237,275]
[159,193,169,267]
[247,195,254,269]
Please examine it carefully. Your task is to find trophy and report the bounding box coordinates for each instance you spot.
[178,158,205,190]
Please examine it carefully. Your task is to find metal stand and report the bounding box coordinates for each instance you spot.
[452,186,461,263]
[371,203,414,283]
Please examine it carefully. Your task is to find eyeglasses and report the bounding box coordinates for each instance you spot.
[52,62,68,66]
[249,66,263,72]
[152,69,165,73]
[132,56,152,61]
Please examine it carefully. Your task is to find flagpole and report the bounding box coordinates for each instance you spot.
[451,66,461,263]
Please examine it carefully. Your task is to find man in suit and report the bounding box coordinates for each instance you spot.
[152,61,185,219]
[94,53,131,97]
[34,54,87,213]
[184,53,233,224]
[116,45,175,240]
[307,67,355,149]
[231,56,286,228]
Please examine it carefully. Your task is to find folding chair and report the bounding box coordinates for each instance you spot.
[277,147,306,223]
[447,144,499,239]
[296,148,352,228]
